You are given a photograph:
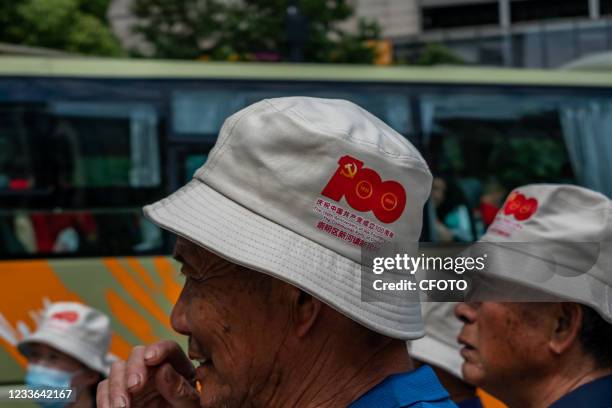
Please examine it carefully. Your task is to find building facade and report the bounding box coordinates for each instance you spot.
[392,0,612,67]
[108,0,612,68]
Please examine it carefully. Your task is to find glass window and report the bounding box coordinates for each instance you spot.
[420,90,606,242]
[184,153,208,183]
[0,209,161,256]
[0,99,164,258]
[511,0,588,23]
[172,87,412,137]
[0,102,160,192]
[421,3,499,30]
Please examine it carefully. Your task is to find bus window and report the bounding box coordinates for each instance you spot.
[0,101,164,258]
[184,154,208,182]
[48,102,161,188]
[171,87,413,139]
[0,104,41,192]
[421,91,585,242]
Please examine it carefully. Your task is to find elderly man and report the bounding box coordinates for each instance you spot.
[455,184,612,408]
[97,97,457,408]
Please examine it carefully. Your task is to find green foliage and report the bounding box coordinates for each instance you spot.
[438,124,568,190]
[131,0,225,59]
[417,43,464,66]
[0,0,122,56]
[491,137,566,188]
[131,0,380,63]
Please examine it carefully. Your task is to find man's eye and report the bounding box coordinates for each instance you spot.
[187,270,207,283]
[188,275,205,283]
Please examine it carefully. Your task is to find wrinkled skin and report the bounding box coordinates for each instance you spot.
[97,238,300,408]
[455,302,553,390]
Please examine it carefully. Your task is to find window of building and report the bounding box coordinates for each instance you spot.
[422,2,499,30]
[511,0,589,23]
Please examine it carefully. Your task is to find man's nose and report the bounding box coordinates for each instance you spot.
[454,302,478,324]
[170,289,190,336]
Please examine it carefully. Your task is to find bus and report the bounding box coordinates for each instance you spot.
[1,56,611,405]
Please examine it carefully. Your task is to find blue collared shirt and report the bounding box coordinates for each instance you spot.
[457,396,483,408]
[549,373,612,408]
[349,365,458,408]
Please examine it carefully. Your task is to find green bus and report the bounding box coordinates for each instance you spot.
[0,56,611,399]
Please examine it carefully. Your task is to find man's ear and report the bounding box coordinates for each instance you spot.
[289,288,323,338]
[549,302,583,355]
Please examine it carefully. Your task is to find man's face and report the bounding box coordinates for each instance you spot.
[454,302,555,392]
[171,237,292,408]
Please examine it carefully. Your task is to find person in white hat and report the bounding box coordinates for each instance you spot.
[18,301,113,408]
[409,302,483,408]
[455,184,612,408]
[96,97,457,408]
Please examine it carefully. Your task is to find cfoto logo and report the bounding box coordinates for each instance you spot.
[503,192,538,221]
[50,311,79,323]
[321,155,406,223]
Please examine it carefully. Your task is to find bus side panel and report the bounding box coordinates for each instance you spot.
[0,256,184,385]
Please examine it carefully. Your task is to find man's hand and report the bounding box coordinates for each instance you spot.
[97,340,200,408]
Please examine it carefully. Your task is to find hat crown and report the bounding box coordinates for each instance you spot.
[486,184,611,242]
[42,302,111,345]
[197,97,432,264]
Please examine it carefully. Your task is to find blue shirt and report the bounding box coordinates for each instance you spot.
[549,373,612,408]
[457,397,483,408]
[349,365,458,408]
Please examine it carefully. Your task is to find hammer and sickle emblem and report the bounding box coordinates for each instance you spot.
[341,162,358,179]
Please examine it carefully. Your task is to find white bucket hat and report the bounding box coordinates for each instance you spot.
[471,184,612,323]
[18,302,113,376]
[408,302,464,379]
[144,97,433,339]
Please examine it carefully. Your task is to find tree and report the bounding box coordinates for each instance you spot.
[416,43,464,66]
[0,0,123,57]
[131,0,380,63]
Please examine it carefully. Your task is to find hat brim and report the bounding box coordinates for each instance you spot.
[409,336,464,379]
[467,241,612,323]
[18,329,110,376]
[144,179,424,340]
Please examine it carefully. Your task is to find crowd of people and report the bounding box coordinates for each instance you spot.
[20,97,612,408]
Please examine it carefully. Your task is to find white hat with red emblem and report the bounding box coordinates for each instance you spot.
[471,184,612,323]
[144,97,433,340]
[18,302,113,375]
[408,302,464,379]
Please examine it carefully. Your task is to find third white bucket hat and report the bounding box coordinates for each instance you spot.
[472,184,612,323]
[144,97,433,339]
[408,302,464,379]
[18,302,113,376]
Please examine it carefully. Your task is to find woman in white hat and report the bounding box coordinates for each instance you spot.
[18,302,113,408]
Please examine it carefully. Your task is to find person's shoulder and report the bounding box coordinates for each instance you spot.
[409,399,458,408]
[549,373,612,408]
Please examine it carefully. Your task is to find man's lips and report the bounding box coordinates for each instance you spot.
[457,336,476,355]
[457,336,476,360]
[188,351,212,368]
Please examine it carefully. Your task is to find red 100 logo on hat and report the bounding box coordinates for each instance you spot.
[503,191,538,221]
[321,155,406,223]
[51,311,79,323]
